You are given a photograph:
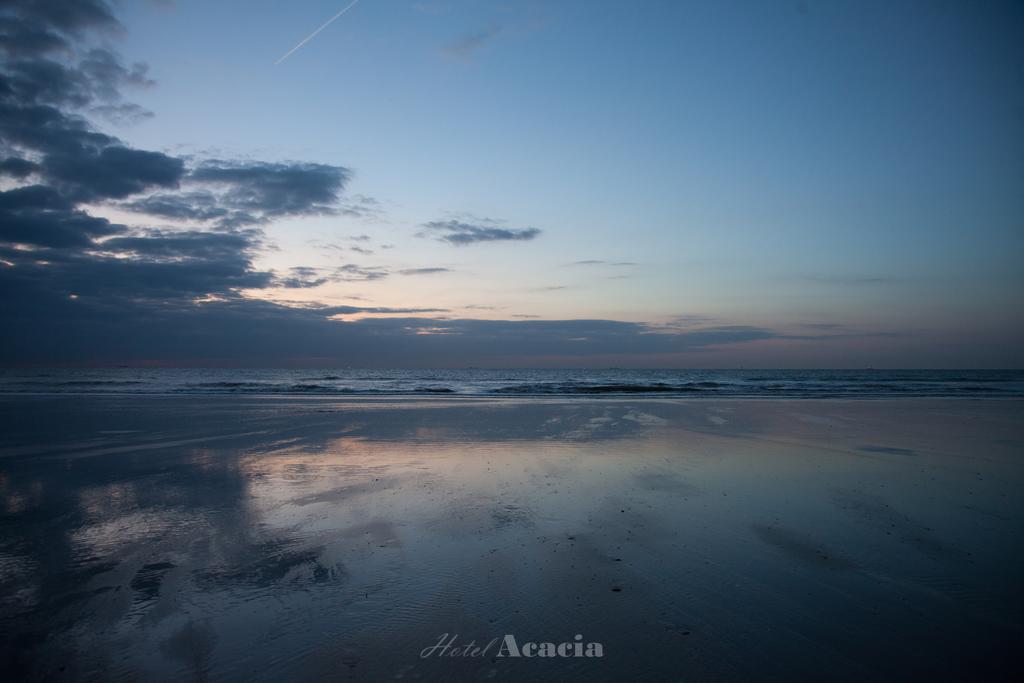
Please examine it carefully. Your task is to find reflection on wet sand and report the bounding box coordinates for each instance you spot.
[0,397,1022,681]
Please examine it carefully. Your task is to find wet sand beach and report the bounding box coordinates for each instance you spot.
[0,396,1021,681]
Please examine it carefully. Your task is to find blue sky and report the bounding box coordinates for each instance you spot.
[1,0,1021,366]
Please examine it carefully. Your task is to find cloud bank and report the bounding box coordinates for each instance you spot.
[0,0,790,367]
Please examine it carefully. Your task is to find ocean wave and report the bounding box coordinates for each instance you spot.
[1,370,1020,397]
[53,380,146,386]
[491,382,722,394]
[288,383,330,392]
[188,381,272,388]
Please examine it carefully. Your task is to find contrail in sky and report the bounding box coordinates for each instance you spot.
[275,0,362,65]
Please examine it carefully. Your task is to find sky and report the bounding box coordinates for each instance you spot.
[0,0,1022,367]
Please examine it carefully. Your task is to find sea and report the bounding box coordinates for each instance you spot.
[0,368,1021,398]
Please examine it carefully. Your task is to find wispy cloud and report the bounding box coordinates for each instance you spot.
[800,274,901,285]
[319,304,448,315]
[443,25,502,60]
[335,264,388,281]
[338,194,385,221]
[273,263,391,287]
[568,259,637,267]
[413,2,450,16]
[277,266,331,289]
[800,323,846,330]
[400,267,452,275]
[420,218,541,245]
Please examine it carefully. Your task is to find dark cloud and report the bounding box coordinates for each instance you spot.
[1,234,270,304]
[0,96,112,159]
[189,160,349,218]
[0,1,120,68]
[99,230,259,262]
[0,184,74,212]
[0,13,343,238]
[2,57,94,107]
[0,284,782,364]
[0,19,183,207]
[2,50,151,113]
[0,3,330,363]
[121,191,230,223]
[78,47,153,99]
[0,15,68,57]
[421,219,541,245]
[47,145,184,201]
[0,185,122,247]
[0,3,274,315]
[0,155,38,178]
[3,0,120,36]
[120,159,352,229]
